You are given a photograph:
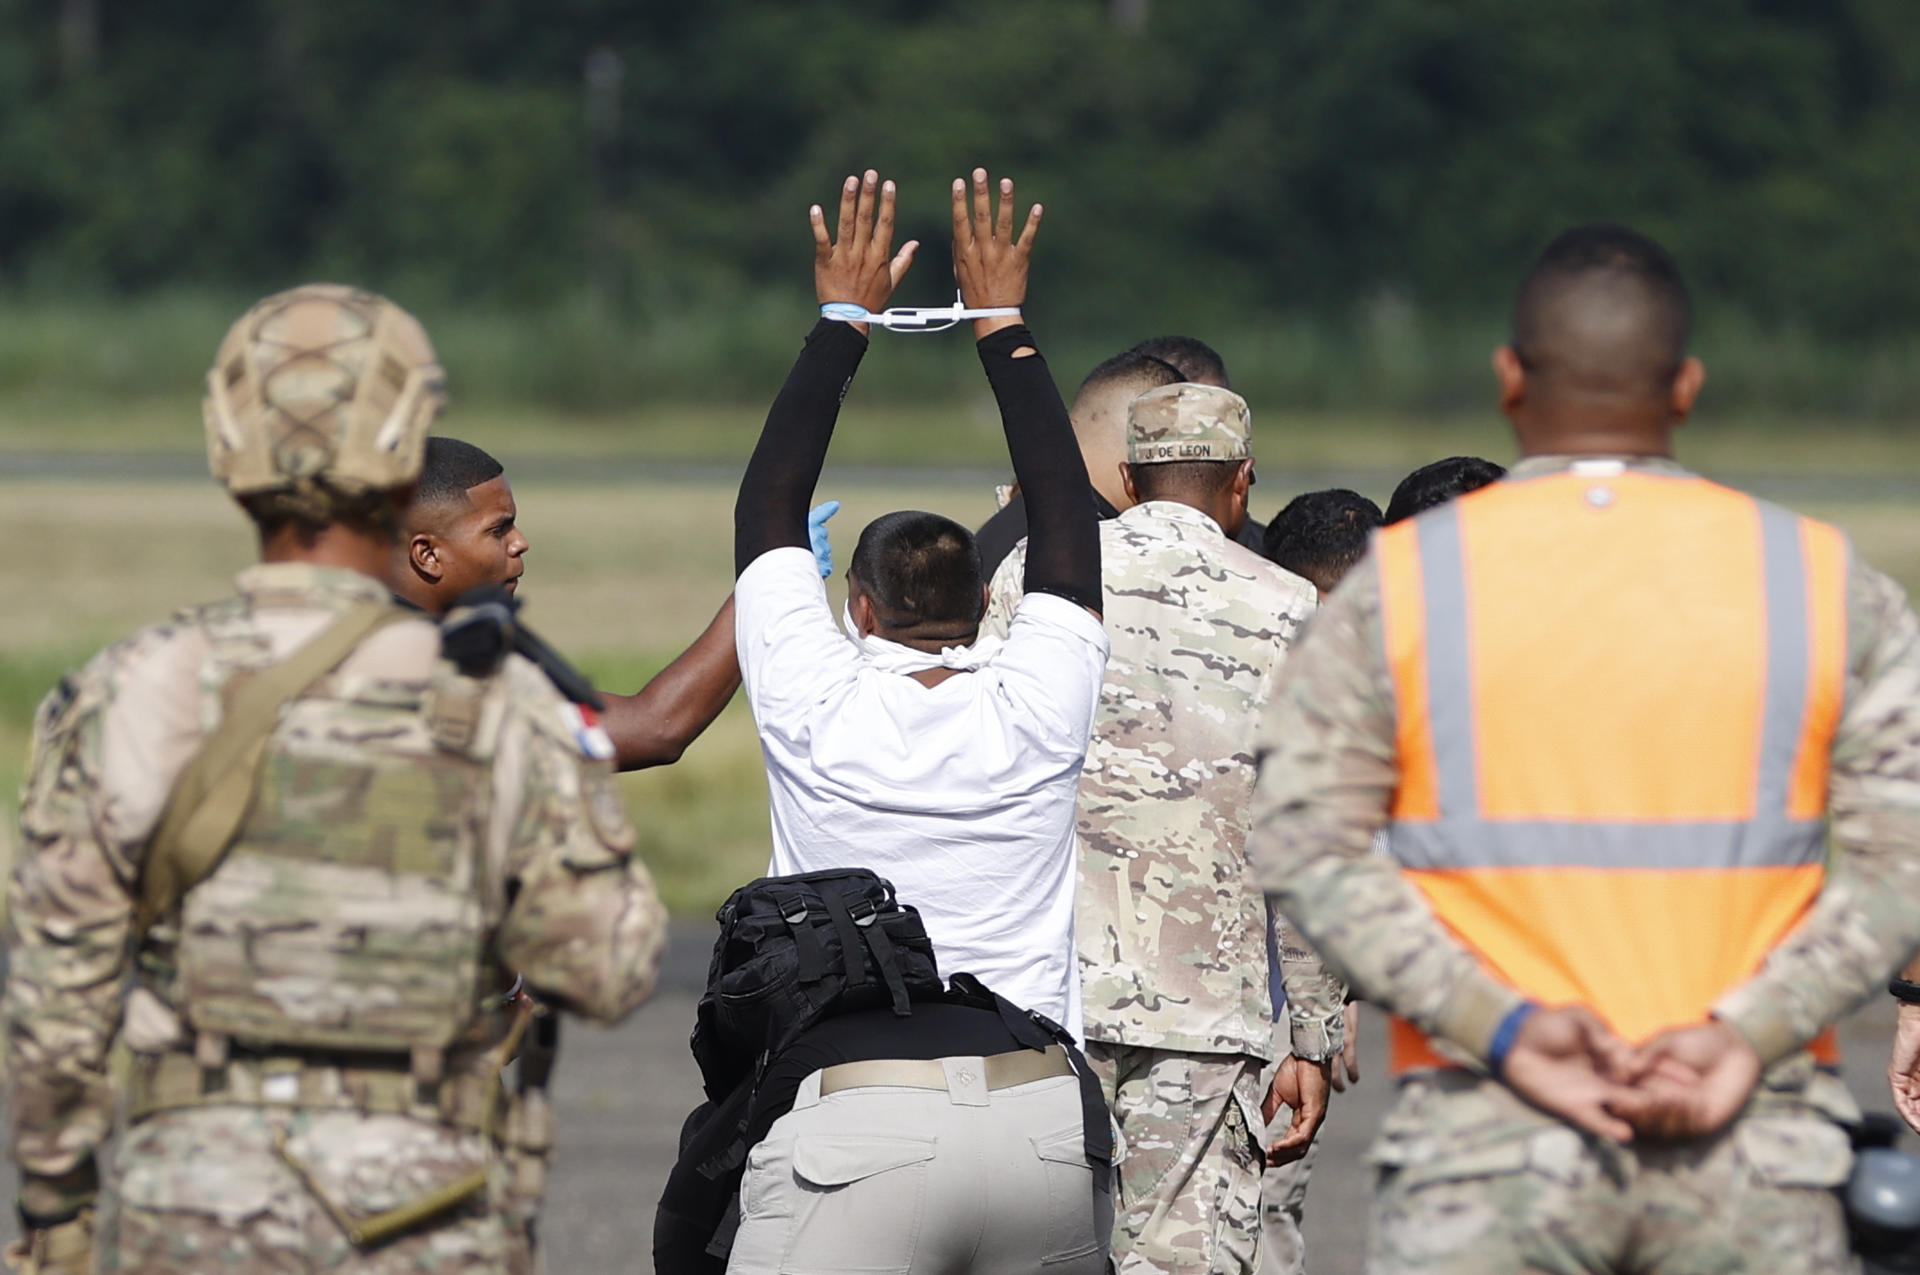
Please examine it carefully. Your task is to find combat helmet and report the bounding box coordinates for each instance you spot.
[203,284,445,499]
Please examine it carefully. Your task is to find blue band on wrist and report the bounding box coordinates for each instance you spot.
[1487,1001,1540,1078]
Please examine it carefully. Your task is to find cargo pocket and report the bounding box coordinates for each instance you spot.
[1734,1116,1852,1189]
[779,1134,938,1275]
[1034,1126,1103,1265]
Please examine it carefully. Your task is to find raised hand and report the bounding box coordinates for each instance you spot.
[1609,1019,1762,1140]
[1263,1054,1332,1166]
[951,167,1040,338]
[811,170,918,328]
[1501,1005,1638,1143]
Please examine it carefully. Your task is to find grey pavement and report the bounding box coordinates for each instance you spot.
[4,918,1912,1273]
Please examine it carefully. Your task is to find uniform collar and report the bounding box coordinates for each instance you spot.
[234,562,394,609]
[1120,499,1224,537]
[1506,454,1695,481]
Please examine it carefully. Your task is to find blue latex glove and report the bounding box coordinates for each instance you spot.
[808,500,841,578]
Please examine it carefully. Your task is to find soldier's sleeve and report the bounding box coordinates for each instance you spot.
[1247,558,1525,1067]
[1273,917,1346,1062]
[1713,561,1920,1064]
[5,665,130,1221]
[491,671,668,1026]
[979,541,1027,642]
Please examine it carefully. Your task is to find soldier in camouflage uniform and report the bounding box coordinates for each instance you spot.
[1247,225,1920,1273]
[986,383,1346,1275]
[4,285,667,1275]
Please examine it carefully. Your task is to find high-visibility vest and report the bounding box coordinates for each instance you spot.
[1375,467,1849,1073]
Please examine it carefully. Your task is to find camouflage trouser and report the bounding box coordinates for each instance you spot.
[96,1107,537,1274]
[1368,1066,1857,1275]
[1085,1043,1266,1275]
[1256,1140,1314,1275]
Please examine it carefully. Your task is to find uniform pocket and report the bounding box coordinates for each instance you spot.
[1033,1126,1104,1264]
[1735,1116,1853,1189]
[779,1134,938,1275]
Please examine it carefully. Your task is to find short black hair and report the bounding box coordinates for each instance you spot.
[1075,349,1183,401]
[415,437,505,507]
[1512,224,1691,396]
[1262,489,1383,589]
[1129,459,1243,506]
[1384,456,1506,524]
[1129,335,1230,389]
[848,511,984,631]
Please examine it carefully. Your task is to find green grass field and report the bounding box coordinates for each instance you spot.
[4,409,1918,918]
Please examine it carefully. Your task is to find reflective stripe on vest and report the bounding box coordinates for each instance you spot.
[1376,471,1850,1072]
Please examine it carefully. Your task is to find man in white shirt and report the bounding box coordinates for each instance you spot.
[731,167,1108,1031]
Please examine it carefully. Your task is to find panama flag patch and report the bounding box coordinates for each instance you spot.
[564,702,616,761]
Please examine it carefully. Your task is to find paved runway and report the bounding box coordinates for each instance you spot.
[3,920,1911,1273]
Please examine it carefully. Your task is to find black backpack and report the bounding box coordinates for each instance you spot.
[690,868,944,1101]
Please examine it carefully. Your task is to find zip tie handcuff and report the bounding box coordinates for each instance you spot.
[821,289,1021,333]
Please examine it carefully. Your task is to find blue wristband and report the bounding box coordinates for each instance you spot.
[1487,1001,1540,1078]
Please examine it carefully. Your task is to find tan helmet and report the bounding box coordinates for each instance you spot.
[203,284,445,497]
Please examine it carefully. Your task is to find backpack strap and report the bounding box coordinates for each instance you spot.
[852,911,913,1017]
[136,601,412,936]
[819,891,872,992]
[773,890,829,983]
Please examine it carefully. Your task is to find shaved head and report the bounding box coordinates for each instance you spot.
[1070,350,1183,510]
[1512,225,1691,400]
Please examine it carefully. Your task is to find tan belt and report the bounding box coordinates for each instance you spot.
[819,1045,1072,1096]
[127,1049,501,1134]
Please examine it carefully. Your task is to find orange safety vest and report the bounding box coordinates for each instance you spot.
[1375,467,1849,1073]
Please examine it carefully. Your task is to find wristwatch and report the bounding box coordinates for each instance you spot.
[1888,977,1920,1005]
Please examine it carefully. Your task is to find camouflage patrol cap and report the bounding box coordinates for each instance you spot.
[203,284,445,497]
[1127,383,1252,465]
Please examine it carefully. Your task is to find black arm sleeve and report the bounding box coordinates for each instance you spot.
[734,319,869,577]
[976,326,1102,613]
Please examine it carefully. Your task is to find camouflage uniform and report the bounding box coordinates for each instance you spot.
[1247,454,1920,1274]
[985,383,1345,1275]
[5,286,668,1275]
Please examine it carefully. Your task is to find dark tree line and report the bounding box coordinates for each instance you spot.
[3,0,1918,338]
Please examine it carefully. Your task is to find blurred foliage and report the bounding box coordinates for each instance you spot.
[3,0,1920,409]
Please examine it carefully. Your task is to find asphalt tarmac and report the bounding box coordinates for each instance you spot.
[2,920,1910,1273]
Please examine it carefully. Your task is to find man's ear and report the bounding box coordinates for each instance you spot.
[1120,462,1140,506]
[1493,345,1527,418]
[848,587,879,639]
[408,533,443,583]
[1669,356,1706,426]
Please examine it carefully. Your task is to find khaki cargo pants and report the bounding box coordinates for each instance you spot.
[727,1062,1112,1274]
[1086,1043,1267,1275]
[1367,1065,1857,1275]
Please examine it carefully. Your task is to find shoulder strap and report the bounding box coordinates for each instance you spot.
[136,601,411,935]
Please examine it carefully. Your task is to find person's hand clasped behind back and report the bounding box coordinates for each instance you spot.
[1484,1004,1768,1145]
[1608,1018,1764,1141]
